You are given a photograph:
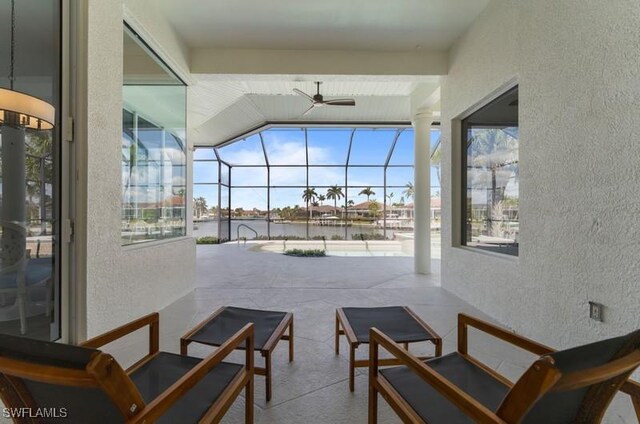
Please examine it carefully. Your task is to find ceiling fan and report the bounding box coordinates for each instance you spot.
[293,82,356,116]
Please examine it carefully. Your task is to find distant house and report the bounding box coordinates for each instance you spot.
[392,198,441,221]
[347,201,384,218]
[308,205,340,216]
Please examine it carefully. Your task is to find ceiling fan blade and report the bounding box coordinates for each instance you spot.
[293,88,314,103]
[301,104,316,116]
[324,99,356,106]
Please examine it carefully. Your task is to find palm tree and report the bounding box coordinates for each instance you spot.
[326,186,344,218]
[431,143,442,188]
[467,128,519,237]
[193,197,208,219]
[317,194,326,206]
[403,182,414,201]
[359,187,375,202]
[386,192,394,204]
[302,187,318,219]
[193,198,199,218]
[386,192,395,217]
[346,199,354,219]
[368,199,381,219]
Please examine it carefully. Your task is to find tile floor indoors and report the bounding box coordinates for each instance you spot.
[102,244,637,424]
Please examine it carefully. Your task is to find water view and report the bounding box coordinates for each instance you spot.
[193,219,398,240]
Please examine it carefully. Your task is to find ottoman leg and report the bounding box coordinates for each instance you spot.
[288,320,294,362]
[349,344,356,392]
[335,314,340,355]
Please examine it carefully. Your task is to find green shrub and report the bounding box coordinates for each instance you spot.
[330,235,344,240]
[196,236,220,244]
[284,249,326,257]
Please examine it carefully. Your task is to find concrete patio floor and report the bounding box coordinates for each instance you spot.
[105,244,636,424]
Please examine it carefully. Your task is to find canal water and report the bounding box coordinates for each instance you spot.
[194,219,402,240]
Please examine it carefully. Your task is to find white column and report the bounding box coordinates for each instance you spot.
[413,110,432,274]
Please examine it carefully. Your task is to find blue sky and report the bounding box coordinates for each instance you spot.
[194,127,441,210]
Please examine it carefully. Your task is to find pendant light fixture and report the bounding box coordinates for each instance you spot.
[0,0,55,130]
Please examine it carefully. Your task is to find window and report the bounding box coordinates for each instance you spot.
[122,25,187,245]
[461,86,519,256]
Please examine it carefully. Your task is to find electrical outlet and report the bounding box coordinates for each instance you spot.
[589,302,604,322]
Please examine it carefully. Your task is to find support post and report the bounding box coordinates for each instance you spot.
[413,110,433,274]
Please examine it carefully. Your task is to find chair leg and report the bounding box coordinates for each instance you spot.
[265,352,272,402]
[246,377,254,424]
[369,338,379,424]
[335,314,340,355]
[368,383,378,424]
[349,344,356,392]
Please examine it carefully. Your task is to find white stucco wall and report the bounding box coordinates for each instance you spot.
[441,0,640,418]
[81,0,195,337]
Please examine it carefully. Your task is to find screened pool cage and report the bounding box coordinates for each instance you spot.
[193,125,441,242]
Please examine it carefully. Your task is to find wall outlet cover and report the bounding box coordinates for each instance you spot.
[589,301,604,322]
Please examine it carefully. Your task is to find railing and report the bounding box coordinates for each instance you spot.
[236,224,258,246]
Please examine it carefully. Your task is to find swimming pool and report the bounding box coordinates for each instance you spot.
[247,240,413,257]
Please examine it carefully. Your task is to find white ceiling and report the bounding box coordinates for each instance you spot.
[189,76,440,146]
[152,1,487,145]
[189,77,437,128]
[157,0,490,51]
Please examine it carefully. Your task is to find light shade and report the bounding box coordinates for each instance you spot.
[0,88,55,130]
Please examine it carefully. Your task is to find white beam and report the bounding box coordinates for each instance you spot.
[191,48,448,76]
[411,82,441,116]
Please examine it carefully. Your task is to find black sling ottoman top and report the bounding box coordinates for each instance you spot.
[335,306,442,391]
[181,306,294,401]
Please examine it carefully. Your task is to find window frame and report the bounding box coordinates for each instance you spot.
[460,85,519,256]
[121,23,188,246]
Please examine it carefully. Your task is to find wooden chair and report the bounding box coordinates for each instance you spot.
[369,313,640,423]
[0,312,254,423]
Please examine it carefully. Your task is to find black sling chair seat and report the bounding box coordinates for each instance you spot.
[0,313,255,423]
[369,313,640,424]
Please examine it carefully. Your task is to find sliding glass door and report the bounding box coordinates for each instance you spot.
[0,0,61,340]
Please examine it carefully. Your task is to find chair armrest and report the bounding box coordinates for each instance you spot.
[81,313,159,357]
[130,323,254,424]
[369,328,507,424]
[458,313,553,356]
